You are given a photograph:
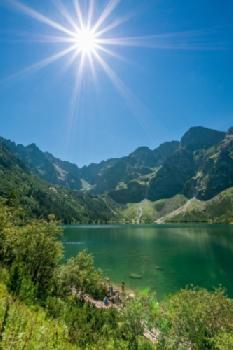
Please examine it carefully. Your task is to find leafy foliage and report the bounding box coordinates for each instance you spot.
[0,284,77,350]
[56,250,105,298]
[156,287,233,350]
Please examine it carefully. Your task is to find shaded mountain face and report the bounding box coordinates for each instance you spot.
[80,141,179,197]
[180,126,225,151]
[147,148,195,201]
[147,127,232,201]
[184,130,233,199]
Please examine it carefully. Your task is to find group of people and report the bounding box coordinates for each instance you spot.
[103,281,125,307]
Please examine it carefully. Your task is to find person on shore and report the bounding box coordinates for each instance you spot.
[103,295,110,306]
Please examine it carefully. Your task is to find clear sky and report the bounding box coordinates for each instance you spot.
[0,0,233,166]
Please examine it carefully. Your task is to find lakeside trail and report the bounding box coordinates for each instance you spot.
[74,287,159,345]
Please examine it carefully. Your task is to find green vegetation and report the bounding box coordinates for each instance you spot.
[0,202,156,349]
[0,202,233,349]
[120,187,233,224]
[56,250,105,299]
[156,287,233,350]
[163,187,233,224]
[121,195,187,223]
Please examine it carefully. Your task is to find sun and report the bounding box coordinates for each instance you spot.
[74,28,98,55]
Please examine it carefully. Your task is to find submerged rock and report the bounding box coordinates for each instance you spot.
[129,273,143,279]
[155,266,164,271]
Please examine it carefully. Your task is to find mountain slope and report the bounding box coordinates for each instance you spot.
[0,140,119,224]
[159,187,233,224]
[1,138,82,190]
[121,195,188,223]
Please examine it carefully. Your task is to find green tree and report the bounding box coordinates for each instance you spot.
[5,220,63,299]
[57,250,104,298]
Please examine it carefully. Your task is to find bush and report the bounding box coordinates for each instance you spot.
[156,287,233,350]
[57,250,105,299]
[0,283,77,350]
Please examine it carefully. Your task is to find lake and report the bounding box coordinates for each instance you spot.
[63,224,233,299]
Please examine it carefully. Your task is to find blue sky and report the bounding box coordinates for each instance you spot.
[0,0,233,166]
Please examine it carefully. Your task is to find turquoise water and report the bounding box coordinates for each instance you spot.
[63,224,233,299]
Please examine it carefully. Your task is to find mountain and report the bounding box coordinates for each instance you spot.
[180,126,225,151]
[79,141,180,203]
[1,125,232,209]
[0,125,233,224]
[147,126,230,201]
[1,138,82,190]
[184,128,233,199]
[1,136,180,202]
[0,140,119,224]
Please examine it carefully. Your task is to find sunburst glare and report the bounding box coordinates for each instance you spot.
[74,28,98,55]
[1,0,230,122]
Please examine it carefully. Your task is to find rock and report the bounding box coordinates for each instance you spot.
[129,273,143,279]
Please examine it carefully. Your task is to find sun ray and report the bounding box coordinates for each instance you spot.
[5,0,75,37]
[95,12,135,37]
[93,51,128,95]
[72,0,84,30]
[4,31,77,45]
[52,0,79,32]
[0,45,77,85]
[97,31,231,51]
[95,45,128,64]
[92,0,121,32]
[87,52,97,81]
[68,52,86,142]
[87,0,95,29]
[93,51,155,141]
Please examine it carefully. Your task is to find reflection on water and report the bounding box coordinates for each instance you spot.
[63,224,233,299]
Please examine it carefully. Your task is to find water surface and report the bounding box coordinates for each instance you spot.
[63,224,233,299]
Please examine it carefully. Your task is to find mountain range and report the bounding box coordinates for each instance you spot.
[0,125,233,223]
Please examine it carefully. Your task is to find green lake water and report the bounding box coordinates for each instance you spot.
[63,224,233,299]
